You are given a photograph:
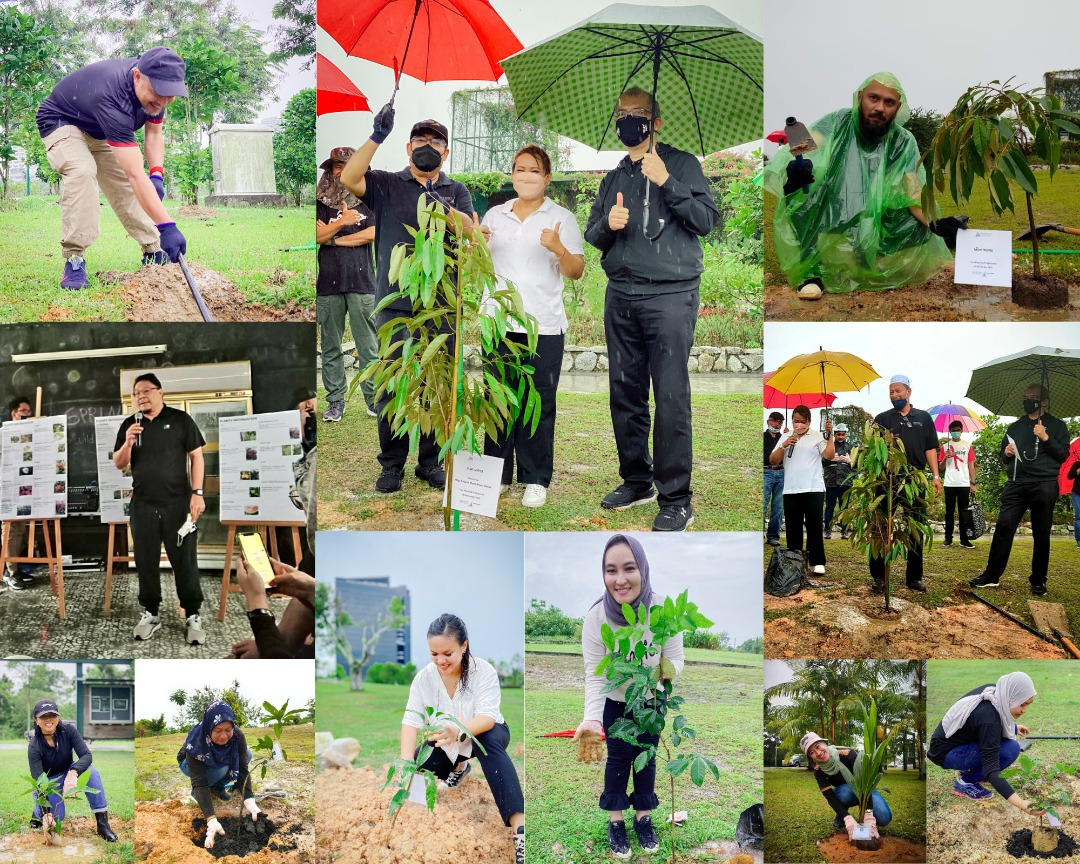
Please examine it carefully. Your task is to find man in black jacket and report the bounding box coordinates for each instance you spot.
[585,87,720,531]
[822,423,853,539]
[970,384,1069,595]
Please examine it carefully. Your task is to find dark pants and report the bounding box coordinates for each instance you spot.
[416,722,523,825]
[823,485,849,531]
[763,468,784,541]
[604,287,697,508]
[941,739,1020,784]
[484,332,564,486]
[600,697,660,812]
[784,492,825,567]
[32,767,108,821]
[131,497,202,617]
[943,486,973,543]
[983,479,1059,584]
[869,493,927,584]
[374,309,450,473]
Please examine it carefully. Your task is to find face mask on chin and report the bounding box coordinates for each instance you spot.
[891,398,908,411]
[767,426,781,436]
[616,115,651,148]
[411,145,442,173]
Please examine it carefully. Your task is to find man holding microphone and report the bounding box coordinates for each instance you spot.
[113,373,207,645]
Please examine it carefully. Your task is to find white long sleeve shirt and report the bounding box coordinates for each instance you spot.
[581,600,685,723]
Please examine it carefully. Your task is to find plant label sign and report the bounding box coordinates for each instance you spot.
[448,452,503,518]
[852,824,872,841]
[1048,814,1062,828]
[406,774,429,806]
[954,228,1012,287]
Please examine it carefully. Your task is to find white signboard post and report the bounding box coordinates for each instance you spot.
[1,416,69,519]
[218,412,305,523]
[95,415,132,523]
[954,228,1013,287]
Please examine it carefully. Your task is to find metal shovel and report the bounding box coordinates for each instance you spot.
[177,253,214,322]
[1016,223,1080,241]
[1029,600,1080,659]
[784,116,817,194]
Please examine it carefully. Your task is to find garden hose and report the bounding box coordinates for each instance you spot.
[967,590,1060,647]
[1013,249,1080,254]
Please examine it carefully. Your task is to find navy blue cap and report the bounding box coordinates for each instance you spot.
[138,47,188,97]
[34,699,59,718]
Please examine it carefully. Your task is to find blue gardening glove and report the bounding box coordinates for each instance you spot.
[783,157,814,195]
[155,222,187,262]
[149,171,165,201]
[370,102,395,144]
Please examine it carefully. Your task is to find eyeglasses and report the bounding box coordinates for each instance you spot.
[410,136,447,152]
[614,107,651,120]
[133,387,159,397]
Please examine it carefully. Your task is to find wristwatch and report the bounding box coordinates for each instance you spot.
[458,731,468,743]
[193,489,204,496]
[328,236,337,246]
[247,608,275,621]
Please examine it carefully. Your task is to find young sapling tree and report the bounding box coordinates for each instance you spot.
[20,770,99,845]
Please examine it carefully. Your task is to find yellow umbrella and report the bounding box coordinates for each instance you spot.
[769,348,880,405]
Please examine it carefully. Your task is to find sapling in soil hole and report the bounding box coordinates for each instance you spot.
[843,699,898,851]
[1001,754,1075,852]
[249,699,305,779]
[20,770,99,845]
[594,591,718,864]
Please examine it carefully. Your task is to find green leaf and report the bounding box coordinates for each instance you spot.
[424,771,438,812]
[593,654,613,678]
[600,622,615,651]
[1004,147,1038,195]
[971,117,989,157]
[622,602,636,626]
[633,750,651,773]
[690,756,708,786]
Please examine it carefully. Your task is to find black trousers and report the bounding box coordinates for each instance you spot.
[600,697,660,812]
[869,493,927,584]
[130,497,202,617]
[943,486,973,543]
[823,485,849,529]
[483,332,564,486]
[604,287,698,507]
[784,492,825,566]
[374,309,451,473]
[984,479,1059,584]
[416,722,523,825]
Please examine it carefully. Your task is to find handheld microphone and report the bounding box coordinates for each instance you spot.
[134,412,144,448]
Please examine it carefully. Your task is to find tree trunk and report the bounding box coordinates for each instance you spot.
[350,671,365,691]
[1026,192,1041,279]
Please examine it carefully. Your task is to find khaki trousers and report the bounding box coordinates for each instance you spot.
[42,125,161,259]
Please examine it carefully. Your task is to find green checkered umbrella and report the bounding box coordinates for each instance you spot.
[500,3,762,155]
[966,346,1080,418]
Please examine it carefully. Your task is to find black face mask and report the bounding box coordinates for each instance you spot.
[1023,399,1041,415]
[616,115,650,148]
[411,144,442,172]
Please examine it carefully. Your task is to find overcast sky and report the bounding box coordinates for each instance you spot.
[317,533,525,664]
[316,0,763,170]
[763,0,1080,158]
[764,322,1080,429]
[234,0,314,120]
[524,532,763,647]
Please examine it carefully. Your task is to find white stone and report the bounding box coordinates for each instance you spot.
[596,354,609,372]
[561,353,573,372]
[687,355,699,373]
[698,353,715,373]
[574,351,598,371]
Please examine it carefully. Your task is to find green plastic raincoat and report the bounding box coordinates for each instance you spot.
[765,72,952,292]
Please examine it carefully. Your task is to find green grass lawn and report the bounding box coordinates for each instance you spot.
[0,195,314,319]
[763,767,926,862]
[314,679,525,778]
[524,642,763,667]
[526,653,761,864]
[317,390,759,532]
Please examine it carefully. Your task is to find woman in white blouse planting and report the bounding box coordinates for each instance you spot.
[402,613,525,863]
[770,404,834,574]
[481,145,585,509]
[575,534,684,859]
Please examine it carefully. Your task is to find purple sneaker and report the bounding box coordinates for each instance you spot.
[142,250,169,266]
[322,401,344,422]
[952,779,992,800]
[60,256,89,290]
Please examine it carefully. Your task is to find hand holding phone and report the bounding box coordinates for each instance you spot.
[237,532,275,587]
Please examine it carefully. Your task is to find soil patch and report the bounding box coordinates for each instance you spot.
[314,765,514,864]
[321,491,515,531]
[1006,829,1080,859]
[931,792,1080,864]
[0,817,134,864]
[1012,274,1071,309]
[190,813,301,858]
[816,834,926,862]
[178,205,221,219]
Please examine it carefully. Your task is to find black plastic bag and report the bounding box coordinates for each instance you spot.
[736,803,764,848]
[765,547,804,597]
[969,499,987,540]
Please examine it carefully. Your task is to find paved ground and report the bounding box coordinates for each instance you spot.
[0,568,289,658]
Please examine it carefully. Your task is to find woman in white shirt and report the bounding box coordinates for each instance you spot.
[573,534,684,859]
[770,404,835,574]
[481,146,585,509]
[402,613,524,863]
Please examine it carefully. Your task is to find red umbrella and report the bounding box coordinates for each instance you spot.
[317,54,371,116]
[763,371,836,410]
[319,0,523,92]
[766,130,787,144]
[1059,437,1080,496]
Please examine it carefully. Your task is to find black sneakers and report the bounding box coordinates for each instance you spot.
[601,484,657,510]
[1031,582,1048,597]
[376,468,404,493]
[608,820,632,859]
[906,580,927,593]
[415,464,446,489]
[870,579,885,595]
[969,573,1000,589]
[445,761,471,788]
[634,814,661,853]
[513,827,525,864]
[653,504,694,532]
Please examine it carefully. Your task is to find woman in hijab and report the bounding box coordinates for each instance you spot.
[177,701,262,850]
[27,698,117,842]
[798,731,893,833]
[575,534,685,860]
[927,671,1044,813]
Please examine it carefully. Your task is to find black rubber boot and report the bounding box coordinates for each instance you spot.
[95,811,118,842]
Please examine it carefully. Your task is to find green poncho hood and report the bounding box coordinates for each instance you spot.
[816,744,862,787]
[765,71,950,292]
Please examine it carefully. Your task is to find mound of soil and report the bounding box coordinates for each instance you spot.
[816,834,926,862]
[765,588,1066,659]
[1012,274,1071,309]
[314,766,514,864]
[1006,829,1079,859]
[931,792,1079,864]
[191,813,302,859]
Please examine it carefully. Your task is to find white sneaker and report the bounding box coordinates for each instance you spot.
[185,614,205,646]
[499,484,510,496]
[133,611,161,641]
[521,484,547,508]
[812,565,826,575]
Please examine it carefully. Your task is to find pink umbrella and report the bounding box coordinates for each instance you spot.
[763,371,836,410]
[1059,438,1080,496]
[928,402,986,433]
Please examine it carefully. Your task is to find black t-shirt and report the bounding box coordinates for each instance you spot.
[927,684,1016,799]
[28,722,92,778]
[873,406,938,470]
[764,429,783,467]
[37,57,165,144]
[361,168,474,311]
[316,199,376,296]
[116,405,205,506]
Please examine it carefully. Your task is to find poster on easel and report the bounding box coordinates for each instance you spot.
[0,415,69,519]
[218,411,304,523]
[95,415,132,523]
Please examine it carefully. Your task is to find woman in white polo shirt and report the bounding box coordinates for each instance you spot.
[481,145,585,509]
[770,404,835,574]
[402,613,525,863]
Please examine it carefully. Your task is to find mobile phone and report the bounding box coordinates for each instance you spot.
[237,532,276,587]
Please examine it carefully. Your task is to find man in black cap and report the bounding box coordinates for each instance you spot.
[341,104,474,493]
[763,411,786,546]
[36,47,190,289]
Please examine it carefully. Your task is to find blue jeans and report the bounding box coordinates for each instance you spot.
[941,739,1020,785]
[180,748,253,789]
[1072,492,1080,545]
[32,766,108,821]
[833,783,892,826]
[764,468,784,541]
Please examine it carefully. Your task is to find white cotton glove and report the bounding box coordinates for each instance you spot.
[204,817,225,849]
[843,815,857,838]
[243,798,260,821]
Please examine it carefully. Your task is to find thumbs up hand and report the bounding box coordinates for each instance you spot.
[609,191,629,231]
[540,220,564,253]
[338,202,361,227]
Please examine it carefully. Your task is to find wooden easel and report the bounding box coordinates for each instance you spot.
[217,521,303,622]
[0,518,66,619]
[102,522,135,616]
